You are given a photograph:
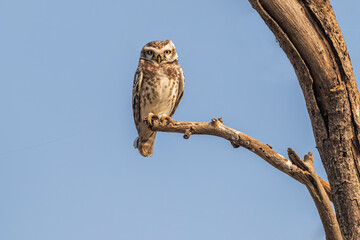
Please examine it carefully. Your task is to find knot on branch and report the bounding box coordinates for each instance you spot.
[231,138,241,148]
[266,144,273,149]
[210,117,223,127]
[183,128,193,139]
[230,142,240,148]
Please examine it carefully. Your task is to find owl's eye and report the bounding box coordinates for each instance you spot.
[164,50,171,54]
[147,50,153,55]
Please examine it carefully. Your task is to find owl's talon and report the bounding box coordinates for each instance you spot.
[144,113,160,125]
[160,116,172,125]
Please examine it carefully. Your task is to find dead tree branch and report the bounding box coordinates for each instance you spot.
[145,117,341,240]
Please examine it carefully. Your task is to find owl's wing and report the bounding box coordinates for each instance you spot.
[132,66,143,125]
[170,67,185,117]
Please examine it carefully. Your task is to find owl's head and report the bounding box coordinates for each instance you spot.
[140,40,178,64]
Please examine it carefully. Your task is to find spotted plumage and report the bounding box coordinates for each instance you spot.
[132,40,185,157]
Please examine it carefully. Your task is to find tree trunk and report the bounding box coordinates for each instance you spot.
[248,0,360,239]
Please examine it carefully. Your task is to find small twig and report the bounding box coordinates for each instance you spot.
[297,151,342,240]
[288,148,311,172]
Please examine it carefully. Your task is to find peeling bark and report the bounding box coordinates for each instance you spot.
[248,0,360,239]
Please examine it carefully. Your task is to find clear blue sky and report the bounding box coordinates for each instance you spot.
[1,1,359,239]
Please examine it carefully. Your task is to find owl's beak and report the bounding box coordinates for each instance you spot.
[157,55,161,64]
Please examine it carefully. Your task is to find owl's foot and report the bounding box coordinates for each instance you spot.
[144,113,159,125]
[160,115,172,125]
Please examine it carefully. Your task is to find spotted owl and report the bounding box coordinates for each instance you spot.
[132,40,185,157]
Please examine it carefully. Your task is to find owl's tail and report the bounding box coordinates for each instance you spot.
[134,132,157,157]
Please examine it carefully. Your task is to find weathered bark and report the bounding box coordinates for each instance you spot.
[248,0,360,239]
[145,117,341,239]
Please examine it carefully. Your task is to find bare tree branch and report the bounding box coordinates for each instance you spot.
[289,149,342,240]
[145,116,341,239]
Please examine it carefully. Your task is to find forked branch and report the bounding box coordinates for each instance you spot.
[145,116,341,240]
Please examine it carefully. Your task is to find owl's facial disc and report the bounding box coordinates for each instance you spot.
[140,40,178,63]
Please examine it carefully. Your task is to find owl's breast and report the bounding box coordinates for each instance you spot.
[140,66,180,116]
